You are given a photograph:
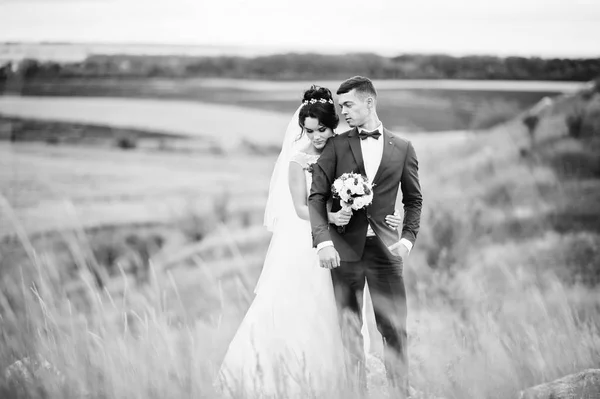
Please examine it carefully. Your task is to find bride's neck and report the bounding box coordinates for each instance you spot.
[303,144,320,155]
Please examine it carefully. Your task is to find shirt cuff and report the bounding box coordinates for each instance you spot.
[399,238,413,253]
[316,241,334,251]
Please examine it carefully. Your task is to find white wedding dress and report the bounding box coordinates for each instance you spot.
[216,151,345,398]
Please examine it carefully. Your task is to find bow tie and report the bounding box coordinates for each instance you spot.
[359,129,381,140]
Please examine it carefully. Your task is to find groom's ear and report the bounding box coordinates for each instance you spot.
[366,96,375,108]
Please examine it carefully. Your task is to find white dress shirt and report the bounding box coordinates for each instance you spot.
[317,123,413,254]
[360,123,384,238]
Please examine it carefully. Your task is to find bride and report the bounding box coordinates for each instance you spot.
[216,86,402,398]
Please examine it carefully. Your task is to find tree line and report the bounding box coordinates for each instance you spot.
[1,53,599,81]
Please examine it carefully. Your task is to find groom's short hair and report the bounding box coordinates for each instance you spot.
[337,76,377,99]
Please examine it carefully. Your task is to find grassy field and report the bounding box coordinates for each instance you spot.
[3,78,584,132]
[0,143,277,237]
[0,82,599,398]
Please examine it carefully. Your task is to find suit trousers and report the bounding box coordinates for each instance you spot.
[331,236,409,397]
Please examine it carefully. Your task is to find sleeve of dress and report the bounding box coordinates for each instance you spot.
[289,152,307,168]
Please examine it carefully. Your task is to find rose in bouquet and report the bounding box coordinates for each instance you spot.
[331,172,374,233]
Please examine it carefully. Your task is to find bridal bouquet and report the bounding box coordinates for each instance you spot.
[331,172,374,233]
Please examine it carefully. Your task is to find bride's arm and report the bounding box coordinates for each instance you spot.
[288,162,310,220]
[289,162,345,223]
[288,163,342,223]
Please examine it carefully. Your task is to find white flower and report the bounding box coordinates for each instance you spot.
[340,190,351,202]
[303,98,333,106]
[332,172,373,212]
[341,183,351,194]
[354,182,365,195]
[333,179,344,193]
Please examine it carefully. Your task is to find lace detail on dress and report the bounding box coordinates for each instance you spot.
[290,151,320,169]
[290,151,320,193]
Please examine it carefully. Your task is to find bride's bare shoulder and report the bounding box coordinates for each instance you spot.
[289,150,310,166]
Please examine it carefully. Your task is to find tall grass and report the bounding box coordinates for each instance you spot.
[1,95,600,398]
[0,229,216,398]
[1,194,599,399]
[406,237,600,399]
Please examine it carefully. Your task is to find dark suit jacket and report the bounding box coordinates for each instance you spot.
[308,127,422,262]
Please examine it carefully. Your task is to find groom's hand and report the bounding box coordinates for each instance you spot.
[328,209,352,227]
[388,241,409,261]
[318,246,340,269]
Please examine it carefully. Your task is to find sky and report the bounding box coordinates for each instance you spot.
[1,0,599,57]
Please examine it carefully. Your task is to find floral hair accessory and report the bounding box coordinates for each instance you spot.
[302,98,334,106]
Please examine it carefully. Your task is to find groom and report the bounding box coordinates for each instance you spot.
[308,76,422,397]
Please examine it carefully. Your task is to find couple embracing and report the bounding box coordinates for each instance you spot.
[217,76,423,398]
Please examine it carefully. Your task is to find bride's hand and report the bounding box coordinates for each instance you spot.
[328,209,352,226]
[385,210,402,230]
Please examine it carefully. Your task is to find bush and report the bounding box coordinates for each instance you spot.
[564,232,600,286]
[523,114,539,131]
[580,94,600,138]
[566,113,584,138]
[89,232,165,286]
[116,135,137,149]
[581,79,600,100]
[45,136,60,145]
[176,191,233,243]
[92,238,128,275]
[546,149,600,179]
[420,202,484,271]
[178,210,217,242]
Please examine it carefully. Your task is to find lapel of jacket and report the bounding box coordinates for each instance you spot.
[347,128,367,176]
[372,127,395,185]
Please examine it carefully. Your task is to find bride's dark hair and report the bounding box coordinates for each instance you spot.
[298,85,339,132]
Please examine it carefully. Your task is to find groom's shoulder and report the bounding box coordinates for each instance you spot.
[327,129,352,145]
[386,129,419,156]
[387,129,411,146]
[336,128,354,138]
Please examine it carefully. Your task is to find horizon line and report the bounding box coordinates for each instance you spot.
[1,40,599,60]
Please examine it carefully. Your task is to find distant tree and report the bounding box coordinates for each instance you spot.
[19,59,40,80]
[566,113,584,138]
[14,53,600,81]
[0,62,10,82]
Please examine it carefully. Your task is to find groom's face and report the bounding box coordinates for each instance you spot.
[338,89,371,128]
